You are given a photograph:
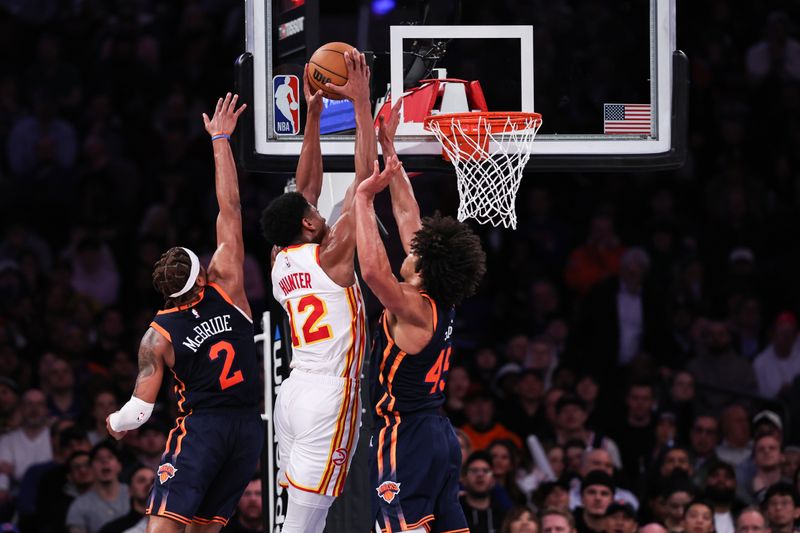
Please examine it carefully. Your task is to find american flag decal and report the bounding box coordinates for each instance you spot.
[603,104,652,134]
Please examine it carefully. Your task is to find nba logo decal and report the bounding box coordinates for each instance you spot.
[273,75,300,136]
[376,481,401,503]
[157,463,178,484]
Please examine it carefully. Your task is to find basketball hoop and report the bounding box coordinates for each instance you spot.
[424,112,542,229]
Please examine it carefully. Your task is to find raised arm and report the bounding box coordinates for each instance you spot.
[378,101,421,254]
[202,93,251,317]
[355,158,429,326]
[106,327,169,440]
[324,50,376,216]
[295,65,325,206]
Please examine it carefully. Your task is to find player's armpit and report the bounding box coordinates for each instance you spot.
[133,327,169,404]
[317,211,357,287]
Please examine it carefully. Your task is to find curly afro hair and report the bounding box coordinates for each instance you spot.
[411,214,487,308]
[260,192,309,247]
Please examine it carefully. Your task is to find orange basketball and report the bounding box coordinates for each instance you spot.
[307,42,355,100]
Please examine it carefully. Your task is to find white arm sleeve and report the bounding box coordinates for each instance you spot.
[108,395,155,432]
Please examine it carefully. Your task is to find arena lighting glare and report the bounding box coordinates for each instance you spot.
[372,0,396,16]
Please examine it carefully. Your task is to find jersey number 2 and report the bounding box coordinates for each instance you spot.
[286,295,334,347]
[425,346,452,394]
[209,341,244,390]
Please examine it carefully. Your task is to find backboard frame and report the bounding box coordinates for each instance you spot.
[237,0,687,173]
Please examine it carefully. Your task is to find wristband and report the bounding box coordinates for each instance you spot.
[211,132,231,141]
[108,395,155,432]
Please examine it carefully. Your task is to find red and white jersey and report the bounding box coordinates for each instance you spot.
[271,243,366,380]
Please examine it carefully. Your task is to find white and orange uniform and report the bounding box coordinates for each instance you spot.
[271,243,367,497]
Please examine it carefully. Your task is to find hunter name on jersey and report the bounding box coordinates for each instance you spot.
[182,314,234,352]
[277,272,313,296]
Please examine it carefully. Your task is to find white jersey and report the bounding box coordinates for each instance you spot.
[271,243,366,380]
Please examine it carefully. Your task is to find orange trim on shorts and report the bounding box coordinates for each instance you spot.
[320,378,352,493]
[146,492,154,514]
[403,515,435,531]
[390,413,400,476]
[286,472,325,494]
[193,515,229,526]
[156,289,205,314]
[149,322,172,343]
[333,381,361,494]
[158,511,192,525]
[341,287,358,379]
[207,282,234,305]
[315,245,321,266]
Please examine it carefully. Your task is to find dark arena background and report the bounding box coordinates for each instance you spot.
[2,1,800,533]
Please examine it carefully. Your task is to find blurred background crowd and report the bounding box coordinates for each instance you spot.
[1,1,800,532]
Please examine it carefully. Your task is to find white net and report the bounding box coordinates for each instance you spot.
[426,113,542,229]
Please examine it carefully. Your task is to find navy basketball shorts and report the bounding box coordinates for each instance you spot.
[371,413,468,533]
[147,409,264,527]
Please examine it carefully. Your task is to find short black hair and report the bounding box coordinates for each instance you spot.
[763,482,798,506]
[411,214,486,308]
[89,441,120,463]
[684,498,714,518]
[260,192,309,247]
[463,450,493,473]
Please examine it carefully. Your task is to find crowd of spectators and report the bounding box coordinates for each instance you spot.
[1,1,800,533]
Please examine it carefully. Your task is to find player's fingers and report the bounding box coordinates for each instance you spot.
[234,103,247,118]
[223,92,233,112]
[324,83,344,94]
[231,94,239,113]
[360,53,367,72]
[215,97,223,115]
[202,112,210,126]
[373,159,380,174]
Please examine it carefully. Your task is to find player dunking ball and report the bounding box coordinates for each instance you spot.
[105,93,262,533]
[355,103,487,533]
[260,50,376,533]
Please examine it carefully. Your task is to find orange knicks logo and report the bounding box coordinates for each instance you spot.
[157,463,178,484]
[376,481,401,503]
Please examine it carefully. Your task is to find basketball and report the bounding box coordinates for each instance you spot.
[307,42,355,100]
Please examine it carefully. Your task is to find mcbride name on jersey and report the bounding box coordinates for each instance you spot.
[150,283,259,412]
[181,315,234,352]
[271,243,366,380]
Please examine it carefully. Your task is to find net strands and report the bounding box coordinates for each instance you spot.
[425,113,542,229]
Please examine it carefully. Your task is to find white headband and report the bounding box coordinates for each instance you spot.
[169,247,201,298]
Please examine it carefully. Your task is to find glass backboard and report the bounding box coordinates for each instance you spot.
[238,0,686,172]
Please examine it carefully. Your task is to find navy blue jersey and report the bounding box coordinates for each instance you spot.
[150,283,259,412]
[372,293,455,419]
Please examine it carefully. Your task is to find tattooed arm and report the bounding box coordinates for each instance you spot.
[106,327,170,439]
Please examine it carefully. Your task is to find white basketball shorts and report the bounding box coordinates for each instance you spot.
[274,370,361,497]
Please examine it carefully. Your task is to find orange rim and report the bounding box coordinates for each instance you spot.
[423,112,542,160]
[423,111,542,135]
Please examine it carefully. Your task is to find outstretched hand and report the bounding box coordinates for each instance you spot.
[203,92,247,137]
[378,99,402,148]
[358,156,403,198]
[303,64,324,116]
[324,50,370,103]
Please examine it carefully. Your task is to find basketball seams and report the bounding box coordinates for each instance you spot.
[308,61,348,83]
[307,42,355,99]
